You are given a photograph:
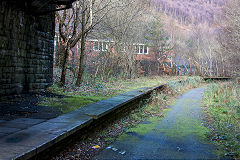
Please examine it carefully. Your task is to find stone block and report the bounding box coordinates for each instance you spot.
[0,84,11,89]
[0,118,45,130]
[0,130,56,160]
[0,37,8,49]
[120,90,145,98]
[0,78,11,84]
[35,74,43,79]
[15,74,24,81]
[11,118,45,125]
[0,114,93,159]
[78,102,116,119]
[0,89,5,95]
[5,88,17,95]
[137,87,153,93]
[0,143,36,160]
[19,49,26,57]
[0,126,21,134]
[0,122,30,130]
[0,133,7,138]
[0,120,6,124]
[0,2,55,96]
[38,114,93,138]
[15,67,24,74]
[106,95,137,104]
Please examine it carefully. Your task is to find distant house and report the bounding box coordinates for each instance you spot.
[174,55,197,76]
[54,38,174,76]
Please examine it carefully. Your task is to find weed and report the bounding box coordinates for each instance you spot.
[41,76,187,114]
[203,82,240,159]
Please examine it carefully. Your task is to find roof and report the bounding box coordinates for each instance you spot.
[7,0,77,15]
[31,0,76,8]
[33,0,77,14]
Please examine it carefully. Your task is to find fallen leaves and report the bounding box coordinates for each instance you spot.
[92,145,100,149]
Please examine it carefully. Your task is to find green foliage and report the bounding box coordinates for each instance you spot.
[203,82,240,158]
[145,17,171,54]
[167,76,203,93]
[46,84,65,94]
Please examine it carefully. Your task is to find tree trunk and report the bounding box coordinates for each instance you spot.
[94,65,100,79]
[75,1,86,86]
[102,60,108,80]
[60,47,69,86]
[75,36,86,86]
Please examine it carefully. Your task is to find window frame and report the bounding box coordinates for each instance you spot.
[93,41,108,52]
[135,44,148,55]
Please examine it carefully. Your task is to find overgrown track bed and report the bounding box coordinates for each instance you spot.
[45,77,203,160]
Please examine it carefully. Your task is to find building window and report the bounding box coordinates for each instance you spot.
[135,45,148,54]
[93,41,108,51]
[144,47,148,54]
[93,42,100,51]
[120,46,126,52]
[101,42,108,51]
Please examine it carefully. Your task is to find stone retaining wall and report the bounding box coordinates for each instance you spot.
[0,1,55,97]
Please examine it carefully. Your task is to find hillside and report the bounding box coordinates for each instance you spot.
[151,0,225,27]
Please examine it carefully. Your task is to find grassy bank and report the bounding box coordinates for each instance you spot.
[51,76,185,97]
[38,76,187,114]
[203,81,240,159]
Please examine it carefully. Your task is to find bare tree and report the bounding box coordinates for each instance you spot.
[56,0,93,86]
[56,0,116,86]
[218,0,240,76]
[86,0,150,79]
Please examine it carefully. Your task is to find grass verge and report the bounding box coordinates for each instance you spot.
[39,76,189,114]
[203,81,240,159]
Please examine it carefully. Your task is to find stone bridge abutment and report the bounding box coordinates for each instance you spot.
[0,0,75,97]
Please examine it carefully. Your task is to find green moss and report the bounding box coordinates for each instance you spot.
[117,133,141,144]
[169,99,177,106]
[118,107,172,142]
[157,117,208,141]
[38,95,106,113]
[142,98,209,142]
[155,99,209,141]
[127,117,163,136]
[163,108,172,114]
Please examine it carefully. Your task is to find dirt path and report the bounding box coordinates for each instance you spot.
[94,87,218,159]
